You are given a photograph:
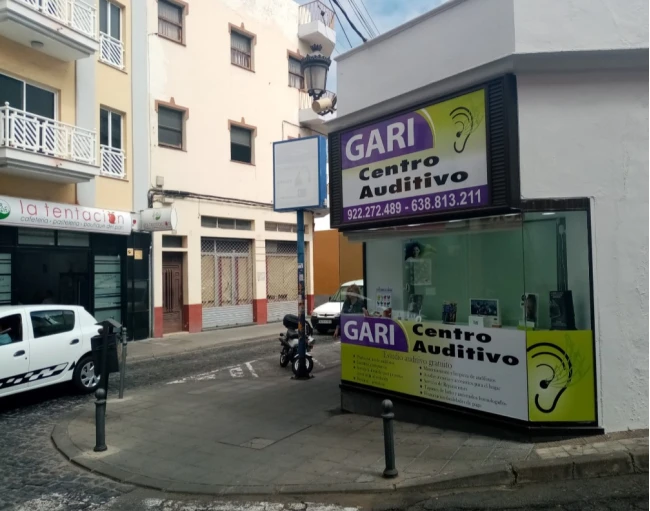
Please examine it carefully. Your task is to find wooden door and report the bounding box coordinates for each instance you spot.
[162,253,183,333]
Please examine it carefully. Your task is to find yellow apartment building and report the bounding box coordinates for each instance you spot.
[0,0,151,339]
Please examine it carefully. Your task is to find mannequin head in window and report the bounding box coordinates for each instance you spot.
[405,242,423,261]
[523,293,537,322]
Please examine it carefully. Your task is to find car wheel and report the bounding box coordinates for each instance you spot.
[280,351,290,367]
[73,355,100,393]
[291,355,314,376]
[316,327,330,335]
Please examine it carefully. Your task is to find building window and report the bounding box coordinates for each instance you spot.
[58,232,90,247]
[230,30,253,70]
[201,216,253,231]
[0,72,55,120]
[265,222,308,233]
[158,106,184,149]
[18,228,55,246]
[288,57,304,89]
[158,0,185,43]
[100,108,125,177]
[100,108,122,150]
[99,0,124,69]
[162,235,184,248]
[0,254,10,305]
[230,125,253,164]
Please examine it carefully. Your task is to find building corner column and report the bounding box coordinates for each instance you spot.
[253,238,267,324]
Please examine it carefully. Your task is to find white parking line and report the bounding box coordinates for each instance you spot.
[313,358,326,369]
[245,361,259,378]
[229,366,244,378]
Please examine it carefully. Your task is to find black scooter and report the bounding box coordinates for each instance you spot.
[279,314,315,376]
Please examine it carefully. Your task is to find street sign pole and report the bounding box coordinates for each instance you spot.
[296,209,308,379]
[272,135,327,381]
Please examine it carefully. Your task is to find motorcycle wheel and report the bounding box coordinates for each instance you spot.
[280,351,290,368]
[291,355,314,376]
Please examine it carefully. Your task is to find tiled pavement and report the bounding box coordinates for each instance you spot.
[53,367,648,495]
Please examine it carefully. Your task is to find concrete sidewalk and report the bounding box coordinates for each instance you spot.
[128,323,285,362]
[53,368,648,496]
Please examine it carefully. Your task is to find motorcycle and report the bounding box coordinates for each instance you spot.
[279,314,315,376]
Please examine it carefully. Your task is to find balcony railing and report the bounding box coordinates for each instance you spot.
[16,0,98,39]
[0,104,97,165]
[100,145,125,178]
[299,0,335,29]
[99,32,124,69]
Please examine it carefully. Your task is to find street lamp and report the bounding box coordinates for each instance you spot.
[301,44,336,114]
[301,44,331,100]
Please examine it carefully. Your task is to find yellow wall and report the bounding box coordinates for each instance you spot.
[95,0,133,212]
[0,36,75,124]
[0,175,75,203]
[0,36,77,202]
[0,0,133,214]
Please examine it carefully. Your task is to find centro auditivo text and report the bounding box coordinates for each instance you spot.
[411,324,520,366]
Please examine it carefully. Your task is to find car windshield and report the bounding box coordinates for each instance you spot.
[331,285,365,302]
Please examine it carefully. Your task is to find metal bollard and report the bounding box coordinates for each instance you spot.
[118,327,127,399]
[381,399,398,478]
[94,387,107,452]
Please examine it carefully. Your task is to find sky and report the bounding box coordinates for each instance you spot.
[296,0,446,230]
[297,0,447,93]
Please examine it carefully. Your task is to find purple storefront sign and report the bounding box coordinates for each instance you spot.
[340,315,409,353]
[340,112,434,171]
[343,185,489,223]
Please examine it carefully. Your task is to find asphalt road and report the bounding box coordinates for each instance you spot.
[0,333,339,510]
[1,334,647,511]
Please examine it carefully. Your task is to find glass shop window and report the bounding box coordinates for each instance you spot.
[344,211,592,331]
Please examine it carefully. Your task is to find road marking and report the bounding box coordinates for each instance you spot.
[313,358,326,368]
[229,366,244,378]
[245,361,258,378]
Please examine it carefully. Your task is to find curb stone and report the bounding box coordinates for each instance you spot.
[52,413,649,497]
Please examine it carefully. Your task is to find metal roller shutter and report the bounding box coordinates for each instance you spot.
[266,240,298,322]
[201,238,254,329]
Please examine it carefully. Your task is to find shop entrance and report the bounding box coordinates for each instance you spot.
[14,249,90,309]
[162,252,184,333]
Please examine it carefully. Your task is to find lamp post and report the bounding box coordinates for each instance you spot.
[282,45,331,380]
[301,44,336,115]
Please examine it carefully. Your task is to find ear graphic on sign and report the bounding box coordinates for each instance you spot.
[527,340,590,414]
[450,104,484,154]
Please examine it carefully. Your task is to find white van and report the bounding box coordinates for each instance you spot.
[310,279,364,334]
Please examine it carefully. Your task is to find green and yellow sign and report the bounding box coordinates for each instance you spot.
[341,316,596,424]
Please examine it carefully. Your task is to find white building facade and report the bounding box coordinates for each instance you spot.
[328,0,647,433]
[135,0,336,335]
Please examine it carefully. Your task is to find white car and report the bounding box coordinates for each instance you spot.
[0,305,103,398]
[310,279,364,334]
